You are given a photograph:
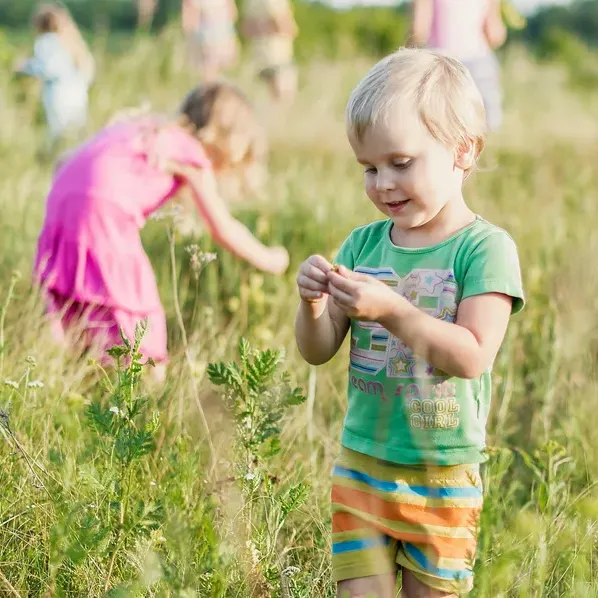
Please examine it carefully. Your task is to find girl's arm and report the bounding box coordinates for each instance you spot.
[168,162,288,275]
[484,0,507,49]
[181,0,200,34]
[409,0,433,47]
[16,36,67,81]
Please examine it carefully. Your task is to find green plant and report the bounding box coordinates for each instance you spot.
[82,321,161,592]
[208,339,308,596]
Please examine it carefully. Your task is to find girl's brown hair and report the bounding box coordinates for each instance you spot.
[179,82,267,194]
[33,3,95,85]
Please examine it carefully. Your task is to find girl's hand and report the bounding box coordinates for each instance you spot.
[297,255,333,303]
[328,266,403,322]
[266,246,289,275]
[12,57,27,73]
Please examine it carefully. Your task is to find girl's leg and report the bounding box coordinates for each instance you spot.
[401,569,457,598]
[151,362,167,384]
[48,313,67,347]
[337,574,398,598]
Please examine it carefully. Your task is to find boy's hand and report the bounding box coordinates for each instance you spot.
[297,255,333,303]
[328,266,403,322]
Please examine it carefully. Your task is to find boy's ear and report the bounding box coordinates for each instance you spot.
[455,138,476,171]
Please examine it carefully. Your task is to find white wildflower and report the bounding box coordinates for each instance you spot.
[4,379,18,389]
[283,566,300,578]
[109,406,125,417]
[186,245,217,279]
[245,540,261,566]
[27,380,44,389]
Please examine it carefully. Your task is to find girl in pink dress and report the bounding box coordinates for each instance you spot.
[35,82,289,377]
[410,0,507,131]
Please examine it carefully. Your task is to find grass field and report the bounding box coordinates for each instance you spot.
[2,28,598,597]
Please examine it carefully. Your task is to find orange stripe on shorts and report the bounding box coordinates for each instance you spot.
[332,512,477,560]
[332,485,480,530]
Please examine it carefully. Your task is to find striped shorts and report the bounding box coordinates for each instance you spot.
[331,447,483,594]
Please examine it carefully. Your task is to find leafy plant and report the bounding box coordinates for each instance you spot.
[82,321,162,592]
[208,339,308,597]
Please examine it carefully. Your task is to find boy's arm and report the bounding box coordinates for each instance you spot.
[329,229,523,379]
[379,292,512,379]
[329,268,513,378]
[295,297,350,366]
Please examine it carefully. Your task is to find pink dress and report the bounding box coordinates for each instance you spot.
[427,0,503,131]
[428,0,490,62]
[34,119,211,363]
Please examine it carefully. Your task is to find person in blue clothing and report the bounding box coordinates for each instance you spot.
[15,4,95,148]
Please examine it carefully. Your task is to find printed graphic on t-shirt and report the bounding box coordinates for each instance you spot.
[349,266,458,378]
[348,267,460,430]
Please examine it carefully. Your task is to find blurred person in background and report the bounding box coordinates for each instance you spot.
[240,0,298,101]
[35,82,288,381]
[14,3,95,151]
[410,0,507,132]
[182,0,239,80]
[137,0,159,29]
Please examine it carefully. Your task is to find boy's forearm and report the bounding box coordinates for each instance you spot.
[379,300,484,379]
[295,300,343,365]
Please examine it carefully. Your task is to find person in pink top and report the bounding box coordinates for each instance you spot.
[35,82,289,380]
[410,0,507,131]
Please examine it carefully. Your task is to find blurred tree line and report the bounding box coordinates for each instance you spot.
[0,0,596,61]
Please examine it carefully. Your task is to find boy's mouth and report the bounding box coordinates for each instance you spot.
[385,199,410,213]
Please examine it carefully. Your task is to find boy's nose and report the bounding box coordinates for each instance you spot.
[376,170,396,192]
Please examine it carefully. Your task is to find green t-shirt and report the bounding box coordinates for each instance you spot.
[334,216,524,466]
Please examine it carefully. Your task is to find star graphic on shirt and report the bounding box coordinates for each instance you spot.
[389,343,412,376]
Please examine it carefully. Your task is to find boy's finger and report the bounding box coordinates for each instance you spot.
[308,255,333,273]
[297,274,328,292]
[328,282,353,306]
[342,268,373,283]
[302,264,329,284]
[328,270,359,292]
[301,290,325,303]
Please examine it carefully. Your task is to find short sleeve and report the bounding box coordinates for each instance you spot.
[461,231,525,314]
[20,35,68,81]
[160,126,212,170]
[333,233,355,270]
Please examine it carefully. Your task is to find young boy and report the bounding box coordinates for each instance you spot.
[295,48,524,597]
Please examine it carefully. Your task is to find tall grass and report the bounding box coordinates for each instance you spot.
[1,29,598,597]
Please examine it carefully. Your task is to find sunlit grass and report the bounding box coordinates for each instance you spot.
[1,29,598,596]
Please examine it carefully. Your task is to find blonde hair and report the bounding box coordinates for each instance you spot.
[33,3,95,86]
[179,82,267,195]
[346,48,487,164]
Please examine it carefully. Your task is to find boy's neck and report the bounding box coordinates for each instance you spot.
[391,198,475,249]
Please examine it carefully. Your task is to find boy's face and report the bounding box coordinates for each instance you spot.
[349,103,471,237]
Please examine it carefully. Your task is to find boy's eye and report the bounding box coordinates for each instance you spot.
[364,166,377,174]
[393,160,412,170]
